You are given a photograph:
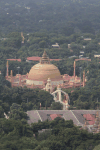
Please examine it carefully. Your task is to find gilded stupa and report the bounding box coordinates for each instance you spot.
[26,51,63,86]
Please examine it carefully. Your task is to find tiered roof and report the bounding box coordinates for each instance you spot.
[40,51,50,64]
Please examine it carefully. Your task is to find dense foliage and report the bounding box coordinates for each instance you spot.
[0,117,100,150]
[0,84,54,117]
[1,0,100,34]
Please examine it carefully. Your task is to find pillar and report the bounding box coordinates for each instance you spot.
[11,70,13,87]
[65,100,69,110]
[58,89,61,102]
[74,61,75,79]
[57,85,62,102]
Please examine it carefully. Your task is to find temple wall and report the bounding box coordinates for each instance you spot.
[51,80,63,85]
[26,80,43,85]
[26,79,63,86]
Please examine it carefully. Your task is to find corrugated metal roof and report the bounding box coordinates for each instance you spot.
[27,110,100,127]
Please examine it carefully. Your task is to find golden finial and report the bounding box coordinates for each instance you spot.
[42,50,47,58]
[43,50,46,55]
[40,50,50,64]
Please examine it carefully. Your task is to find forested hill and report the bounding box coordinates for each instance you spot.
[1,0,100,34]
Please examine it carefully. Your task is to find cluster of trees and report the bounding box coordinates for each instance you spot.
[0,117,100,150]
[61,60,100,110]
[1,0,100,34]
[0,74,63,119]
[0,81,55,115]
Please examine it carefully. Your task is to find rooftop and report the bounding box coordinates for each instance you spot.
[7,59,21,62]
[27,110,100,128]
[27,56,61,62]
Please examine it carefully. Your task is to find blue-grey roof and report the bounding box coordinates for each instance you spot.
[27,110,100,127]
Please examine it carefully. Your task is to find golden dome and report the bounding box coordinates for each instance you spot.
[28,63,61,81]
[27,51,62,81]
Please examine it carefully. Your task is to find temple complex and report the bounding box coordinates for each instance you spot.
[5,51,87,90]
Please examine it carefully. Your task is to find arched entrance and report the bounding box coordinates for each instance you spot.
[51,85,70,110]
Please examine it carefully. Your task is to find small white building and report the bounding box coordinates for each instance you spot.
[84,38,91,41]
[52,43,60,48]
[83,46,86,48]
[94,55,100,58]
[80,51,84,54]
[68,44,71,49]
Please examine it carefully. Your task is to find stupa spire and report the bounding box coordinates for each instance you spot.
[40,50,50,64]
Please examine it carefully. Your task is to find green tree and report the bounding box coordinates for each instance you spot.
[0,106,4,118]
[93,144,100,150]
[51,102,63,110]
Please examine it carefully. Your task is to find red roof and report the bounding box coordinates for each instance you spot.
[7,59,21,62]
[27,57,61,62]
[27,57,41,61]
[83,114,95,125]
[83,114,95,120]
[50,114,62,120]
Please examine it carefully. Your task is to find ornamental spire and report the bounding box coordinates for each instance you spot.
[40,50,50,64]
